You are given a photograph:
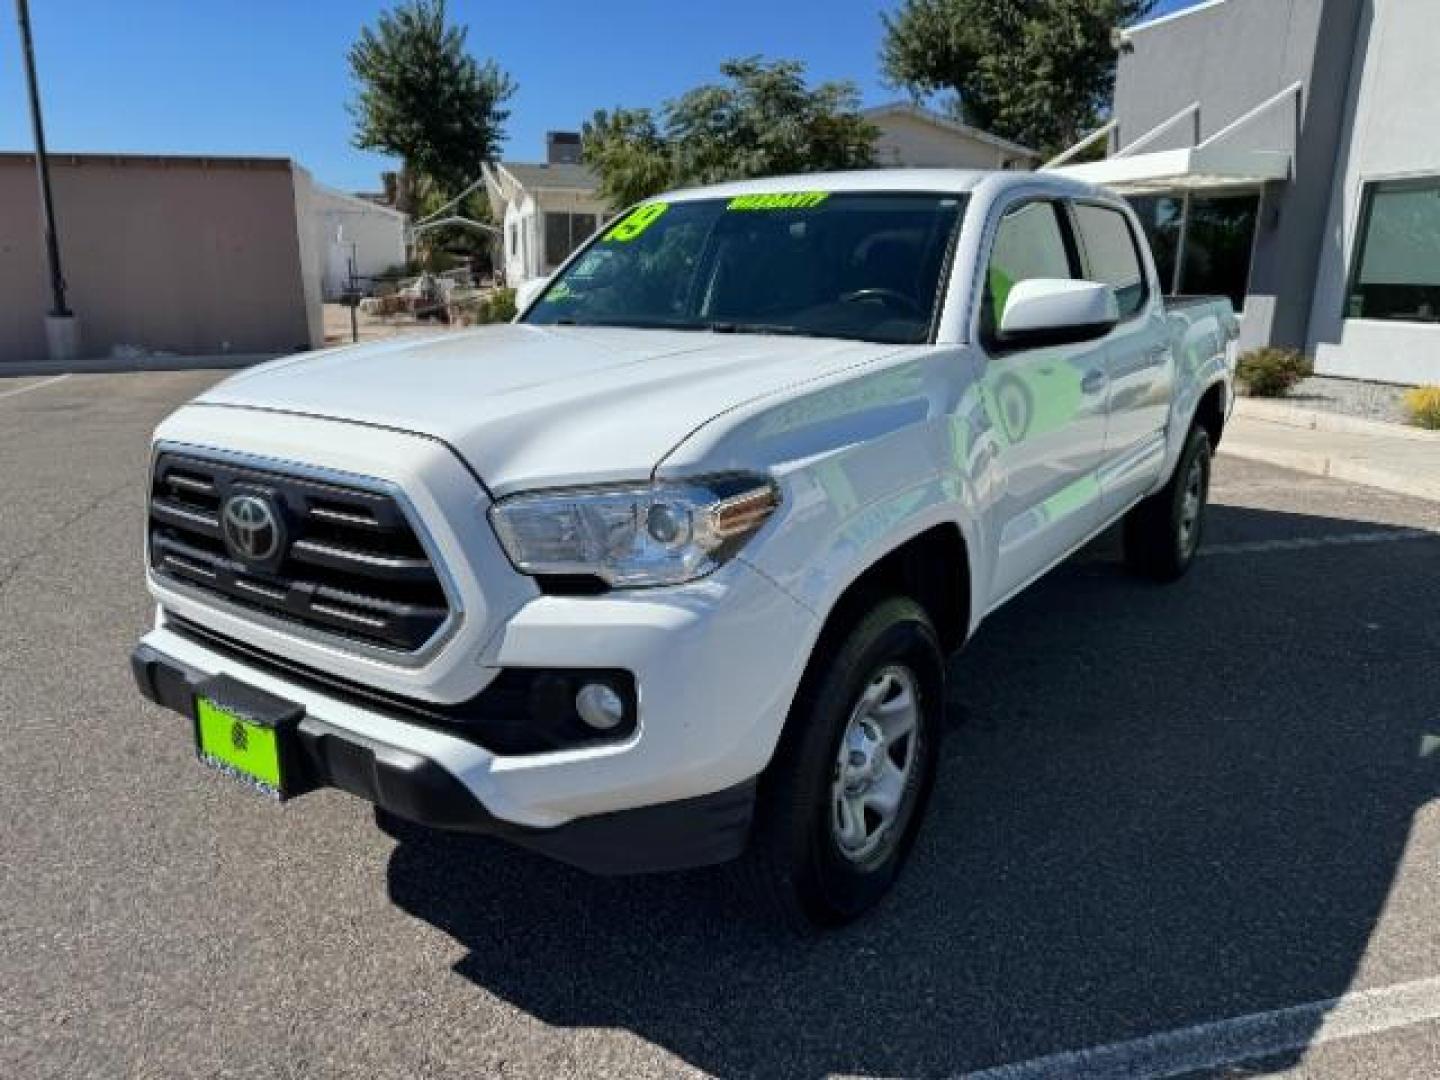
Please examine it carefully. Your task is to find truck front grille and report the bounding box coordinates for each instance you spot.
[147,452,454,654]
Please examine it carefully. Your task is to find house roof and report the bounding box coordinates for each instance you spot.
[494,161,597,193]
[312,183,409,219]
[863,102,1042,161]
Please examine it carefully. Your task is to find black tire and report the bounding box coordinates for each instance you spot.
[1123,425,1212,582]
[740,596,945,929]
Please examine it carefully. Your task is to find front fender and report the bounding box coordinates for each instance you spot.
[656,349,986,638]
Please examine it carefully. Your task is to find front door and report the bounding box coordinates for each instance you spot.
[976,199,1111,608]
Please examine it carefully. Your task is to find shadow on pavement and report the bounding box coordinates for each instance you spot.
[386,505,1440,1078]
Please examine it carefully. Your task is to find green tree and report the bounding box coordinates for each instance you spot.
[583,58,878,209]
[881,0,1155,157]
[583,108,674,210]
[348,0,515,208]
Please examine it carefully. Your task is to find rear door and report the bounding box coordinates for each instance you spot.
[1068,200,1175,512]
[976,198,1111,608]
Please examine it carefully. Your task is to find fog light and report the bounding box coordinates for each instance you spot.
[575,682,625,731]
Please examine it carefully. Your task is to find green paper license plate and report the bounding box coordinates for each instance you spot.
[195,696,286,798]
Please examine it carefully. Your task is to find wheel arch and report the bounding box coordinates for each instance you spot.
[1193,378,1227,449]
[799,521,974,680]
[757,522,969,808]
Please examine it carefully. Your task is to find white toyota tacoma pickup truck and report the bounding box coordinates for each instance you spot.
[133,170,1237,926]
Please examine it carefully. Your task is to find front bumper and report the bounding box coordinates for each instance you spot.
[132,641,757,874]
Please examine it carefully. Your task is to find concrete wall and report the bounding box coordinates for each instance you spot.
[0,154,321,365]
[1310,0,1440,384]
[1114,0,1363,351]
[291,167,325,352]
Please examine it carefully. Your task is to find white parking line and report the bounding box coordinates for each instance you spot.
[958,976,1440,1080]
[1201,528,1439,556]
[0,373,72,401]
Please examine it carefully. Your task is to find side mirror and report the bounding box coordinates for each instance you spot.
[998,279,1119,348]
[514,275,550,314]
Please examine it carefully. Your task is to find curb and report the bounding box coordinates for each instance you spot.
[1234,396,1440,442]
[0,353,276,377]
[1220,437,1440,503]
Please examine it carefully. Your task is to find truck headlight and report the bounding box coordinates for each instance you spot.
[489,476,780,588]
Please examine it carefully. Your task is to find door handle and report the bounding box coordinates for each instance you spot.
[1081,370,1107,395]
[1147,345,1170,362]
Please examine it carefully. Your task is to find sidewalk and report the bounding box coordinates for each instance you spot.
[1222,399,1440,503]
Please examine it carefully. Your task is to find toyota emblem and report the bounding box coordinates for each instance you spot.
[221,493,283,563]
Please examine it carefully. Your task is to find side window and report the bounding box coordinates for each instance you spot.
[982,201,1075,343]
[1073,203,1148,321]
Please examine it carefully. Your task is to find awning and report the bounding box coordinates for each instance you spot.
[1048,81,1302,195]
[1052,145,1291,194]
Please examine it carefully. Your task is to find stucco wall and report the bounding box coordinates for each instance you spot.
[1114,0,1329,155]
[872,112,1030,170]
[311,184,407,300]
[1310,0,1440,384]
[0,154,321,365]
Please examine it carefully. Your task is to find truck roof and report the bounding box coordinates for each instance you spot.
[660,168,1091,203]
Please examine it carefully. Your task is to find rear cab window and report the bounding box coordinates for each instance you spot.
[1071,202,1150,321]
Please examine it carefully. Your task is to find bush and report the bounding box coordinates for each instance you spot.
[454,287,517,326]
[478,287,516,324]
[1403,386,1440,430]
[1236,348,1312,397]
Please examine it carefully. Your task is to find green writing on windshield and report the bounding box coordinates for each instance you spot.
[727,192,830,211]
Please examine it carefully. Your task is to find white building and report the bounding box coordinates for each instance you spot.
[482,132,608,285]
[310,185,408,300]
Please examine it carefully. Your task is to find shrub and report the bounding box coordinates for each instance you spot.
[478,287,517,324]
[1236,348,1312,397]
[453,287,517,326]
[1403,386,1440,430]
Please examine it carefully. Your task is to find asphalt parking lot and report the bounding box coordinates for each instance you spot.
[2,371,1438,1079]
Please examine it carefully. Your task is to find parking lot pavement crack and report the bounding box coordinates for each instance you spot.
[0,479,135,597]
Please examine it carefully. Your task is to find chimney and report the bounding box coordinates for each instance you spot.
[546,131,582,165]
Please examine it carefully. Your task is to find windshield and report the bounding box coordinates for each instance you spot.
[523,191,967,345]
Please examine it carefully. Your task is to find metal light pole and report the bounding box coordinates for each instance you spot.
[15,0,79,360]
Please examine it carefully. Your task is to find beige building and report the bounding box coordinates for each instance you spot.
[864,102,1042,171]
[0,153,324,366]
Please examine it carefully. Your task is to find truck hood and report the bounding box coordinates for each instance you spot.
[198,324,893,495]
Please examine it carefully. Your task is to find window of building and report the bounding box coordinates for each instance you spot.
[981,200,1076,342]
[1128,194,1258,312]
[1072,203,1148,320]
[1348,177,1440,323]
[544,212,598,269]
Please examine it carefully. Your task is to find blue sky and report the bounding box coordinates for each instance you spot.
[0,0,1202,192]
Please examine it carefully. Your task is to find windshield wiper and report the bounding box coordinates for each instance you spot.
[707,322,838,339]
[546,317,891,343]
[548,316,709,331]
[706,322,890,343]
